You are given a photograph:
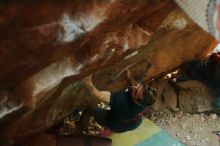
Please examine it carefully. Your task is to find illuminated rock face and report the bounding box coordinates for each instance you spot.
[0,0,216,145]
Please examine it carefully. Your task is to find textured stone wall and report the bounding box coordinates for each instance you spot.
[0,0,216,145]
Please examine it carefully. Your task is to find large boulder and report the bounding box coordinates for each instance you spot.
[0,0,216,145]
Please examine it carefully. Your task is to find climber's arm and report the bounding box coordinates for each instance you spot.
[82,75,110,104]
[126,69,140,86]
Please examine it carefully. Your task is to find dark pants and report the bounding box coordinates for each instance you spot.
[79,106,109,130]
[92,108,109,127]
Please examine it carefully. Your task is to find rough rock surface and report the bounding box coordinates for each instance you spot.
[0,0,217,145]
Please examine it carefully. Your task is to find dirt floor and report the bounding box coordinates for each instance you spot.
[150,111,220,146]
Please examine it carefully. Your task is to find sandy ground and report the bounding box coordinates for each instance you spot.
[150,111,220,146]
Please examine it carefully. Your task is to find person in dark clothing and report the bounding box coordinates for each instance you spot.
[176,52,220,108]
[78,70,157,133]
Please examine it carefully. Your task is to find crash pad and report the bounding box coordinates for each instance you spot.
[108,119,184,146]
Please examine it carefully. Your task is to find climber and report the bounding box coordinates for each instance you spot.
[77,70,157,133]
[176,52,220,108]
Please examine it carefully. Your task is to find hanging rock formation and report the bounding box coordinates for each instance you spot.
[0,0,217,145]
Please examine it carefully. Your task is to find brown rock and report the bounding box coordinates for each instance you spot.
[177,80,214,113]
